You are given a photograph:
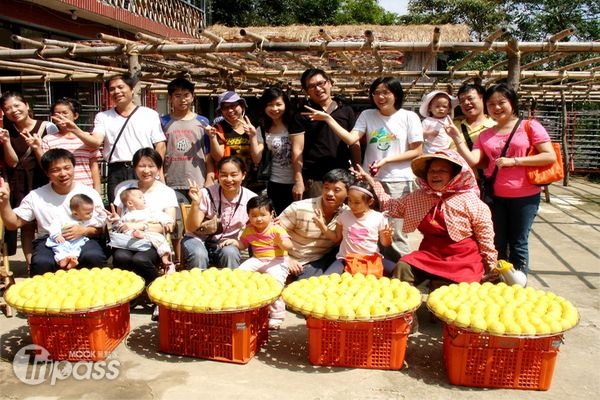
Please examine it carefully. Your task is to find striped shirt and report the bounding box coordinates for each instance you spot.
[240,223,290,259]
[278,197,346,265]
[42,133,101,188]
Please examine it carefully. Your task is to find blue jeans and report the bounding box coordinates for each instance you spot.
[181,235,241,269]
[294,247,338,280]
[491,193,540,274]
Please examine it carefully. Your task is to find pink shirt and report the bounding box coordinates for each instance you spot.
[42,133,101,188]
[475,119,551,198]
[336,209,386,259]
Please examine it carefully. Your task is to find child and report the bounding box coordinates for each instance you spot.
[111,187,176,273]
[46,194,105,269]
[313,180,394,276]
[43,98,102,192]
[419,90,458,154]
[221,194,293,330]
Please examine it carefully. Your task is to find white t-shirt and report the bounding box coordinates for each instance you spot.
[93,106,166,163]
[14,183,106,238]
[256,127,294,184]
[422,116,453,154]
[353,108,423,182]
[336,209,387,259]
[113,180,178,214]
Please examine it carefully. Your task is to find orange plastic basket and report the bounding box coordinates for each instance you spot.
[443,323,563,390]
[27,303,130,361]
[158,305,269,364]
[306,313,412,370]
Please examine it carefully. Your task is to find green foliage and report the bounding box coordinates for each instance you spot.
[334,0,399,25]
[295,0,342,25]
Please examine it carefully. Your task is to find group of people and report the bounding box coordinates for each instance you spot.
[0,67,557,327]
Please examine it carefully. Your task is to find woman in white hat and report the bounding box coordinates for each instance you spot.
[356,150,497,285]
[419,90,458,154]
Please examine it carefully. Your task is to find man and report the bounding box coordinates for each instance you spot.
[453,82,496,150]
[296,68,361,199]
[87,72,166,204]
[160,77,212,265]
[278,168,354,279]
[0,148,107,276]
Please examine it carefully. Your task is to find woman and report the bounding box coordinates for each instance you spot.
[0,91,56,262]
[303,77,423,262]
[182,155,258,270]
[206,91,263,193]
[256,87,304,214]
[448,83,556,274]
[111,148,177,284]
[357,150,497,284]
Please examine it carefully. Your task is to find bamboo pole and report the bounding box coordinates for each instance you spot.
[451,28,507,72]
[561,91,570,185]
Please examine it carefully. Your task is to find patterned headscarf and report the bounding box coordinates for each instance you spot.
[412,150,479,196]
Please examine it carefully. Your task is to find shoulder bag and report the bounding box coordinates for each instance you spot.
[106,106,139,164]
[195,188,223,235]
[256,127,272,182]
[524,120,564,185]
[481,117,522,205]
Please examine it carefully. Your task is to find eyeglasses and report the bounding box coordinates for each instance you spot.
[306,80,328,91]
[372,90,394,98]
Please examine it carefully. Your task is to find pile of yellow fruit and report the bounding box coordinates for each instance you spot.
[147,267,282,312]
[5,267,145,314]
[282,272,422,321]
[427,282,579,336]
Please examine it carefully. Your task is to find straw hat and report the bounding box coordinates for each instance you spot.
[419,90,458,118]
[411,152,463,180]
[217,91,247,111]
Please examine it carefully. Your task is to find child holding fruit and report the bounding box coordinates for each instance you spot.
[221,194,293,330]
[313,180,395,277]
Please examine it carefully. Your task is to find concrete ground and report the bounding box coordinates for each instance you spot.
[1,177,599,400]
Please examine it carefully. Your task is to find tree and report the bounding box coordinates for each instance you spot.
[334,0,399,25]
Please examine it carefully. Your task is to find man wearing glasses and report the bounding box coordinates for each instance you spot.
[296,68,361,199]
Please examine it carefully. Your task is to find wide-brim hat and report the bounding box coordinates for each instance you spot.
[411,152,464,180]
[419,90,458,118]
[217,91,247,111]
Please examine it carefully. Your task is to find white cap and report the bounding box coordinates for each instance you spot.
[419,90,458,118]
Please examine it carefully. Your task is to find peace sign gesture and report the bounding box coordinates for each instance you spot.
[19,129,42,150]
[237,115,257,138]
[187,178,202,204]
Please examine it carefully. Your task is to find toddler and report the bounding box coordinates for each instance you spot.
[314,180,394,276]
[419,90,457,154]
[112,188,176,273]
[46,194,105,269]
[221,194,293,330]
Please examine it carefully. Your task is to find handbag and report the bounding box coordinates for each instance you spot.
[256,127,272,182]
[344,253,384,278]
[524,120,564,185]
[481,117,522,204]
[195,189,222,236]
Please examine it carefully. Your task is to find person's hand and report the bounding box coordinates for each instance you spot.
[51,113,78,132]
[292,180,304,201]
[187,178,201,204]
[423,128,437,139]
[352,164,376,187]
[238,116,257,138]
[444,123,462,140]
[312,209,327,233]
[19,129,42,150]
[219,239,237,248]
[302,105,331,122]
[380,225,393,243]
[0,128,9,145]
[205,125,217,139]
[105,204,121,225]
[0,177,11,205]
[61,224,85,241]
[54,234,66,244]
[496,157,515,169]
[288,258,304,275]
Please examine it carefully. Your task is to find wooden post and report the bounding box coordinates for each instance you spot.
[129,53,142,105]
[507,37,520,90]
[561,91,570,186]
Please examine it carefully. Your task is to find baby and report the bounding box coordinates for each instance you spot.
[112,187,176,273]
[419,90,457,154]
[46,194,104,269]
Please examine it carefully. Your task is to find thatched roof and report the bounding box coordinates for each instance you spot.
[0,24,599,104]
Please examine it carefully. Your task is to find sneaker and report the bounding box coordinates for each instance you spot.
[268,318,284,330]
[151,305,159,322]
